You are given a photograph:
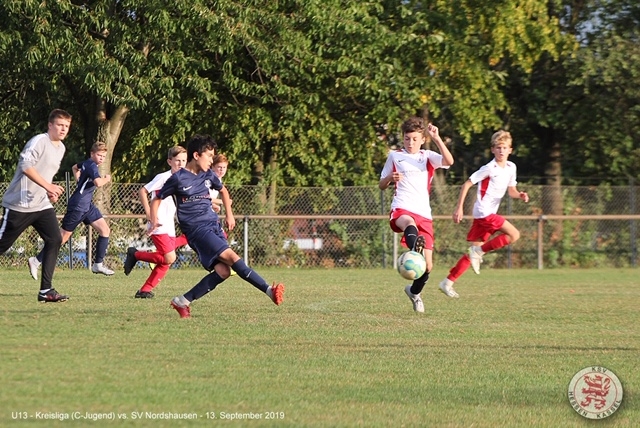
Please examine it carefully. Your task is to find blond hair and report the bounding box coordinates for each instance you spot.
[491,130,512,147]
[91,141,108,153]
[167,145,187,159]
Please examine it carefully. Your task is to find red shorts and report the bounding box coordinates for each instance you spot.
[389,208,434,250]
[466,214,506,242]
[150,234,178,255]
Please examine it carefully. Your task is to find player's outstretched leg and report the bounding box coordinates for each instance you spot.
[38,289,69,303]
[439,278,459,298]
[170,295,191,318]
[413,235,425,258]
[28,256,41,281]
[123,247,137,276]
[404,285,424,313]
[468,246,484,274]
[267,283,285,305]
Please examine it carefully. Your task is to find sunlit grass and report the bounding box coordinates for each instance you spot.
[1,267,637,427]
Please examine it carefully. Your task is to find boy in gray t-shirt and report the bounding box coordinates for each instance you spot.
[0,109,72,302]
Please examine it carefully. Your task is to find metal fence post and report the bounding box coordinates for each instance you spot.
[506,195,512,268]
[631,178,637,267]
[64,172,73,269]
[243,216,249,264]
[88,227,93,269]
[380,189,387,268]
[537,215,545,270]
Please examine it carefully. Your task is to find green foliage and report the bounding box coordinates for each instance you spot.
[0,0,566,185]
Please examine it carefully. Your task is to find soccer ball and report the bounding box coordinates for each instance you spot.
[397,251,427,280]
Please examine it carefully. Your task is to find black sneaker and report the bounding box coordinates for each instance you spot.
[38,289,69,303]
[135,290,155,299]
[124,247,137,276]
[413,235,425,254]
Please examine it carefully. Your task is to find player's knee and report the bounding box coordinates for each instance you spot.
[215,263,231,279]
[510,229,521,243]
[48,233,63,247]
[164,253,177,264]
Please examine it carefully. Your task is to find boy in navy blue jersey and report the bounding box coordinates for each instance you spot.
[29,141,114,278]
[150,134,284,318]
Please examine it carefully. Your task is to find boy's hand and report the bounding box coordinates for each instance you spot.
[146,220,161,235]
[519,191,529,203]
[47,191,59,203]
[46,183,64,198]
[426,123,440,139]
[388,172,403,183]
[452,207,464,224]
[225,213,236,231]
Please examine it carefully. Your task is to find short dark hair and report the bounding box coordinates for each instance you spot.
[187,134,218,162]
[401,116,426,135]
[49,109,72,123]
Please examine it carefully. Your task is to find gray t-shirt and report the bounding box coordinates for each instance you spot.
[2,133,66,213]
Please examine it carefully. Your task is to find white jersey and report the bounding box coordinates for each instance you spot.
[468,159,517,219]
[380,149,449,219]
[144,170,177,236]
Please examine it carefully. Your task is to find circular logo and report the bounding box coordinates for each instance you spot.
[568,366,623,419]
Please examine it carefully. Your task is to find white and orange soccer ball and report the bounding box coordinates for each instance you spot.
[397,251,427,280]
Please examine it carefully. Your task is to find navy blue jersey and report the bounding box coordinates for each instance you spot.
[159,168,223,236]
[67,158,101,212]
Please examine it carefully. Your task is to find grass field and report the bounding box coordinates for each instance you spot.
[0,266,637,427]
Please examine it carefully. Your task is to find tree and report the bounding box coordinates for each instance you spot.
[0,0,568,194]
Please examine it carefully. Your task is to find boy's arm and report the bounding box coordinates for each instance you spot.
[148,198,162,234]
[219,186,235,231]
[139,187,151,220]
[22,167,64,199]
[93,174,111,187]
[427,123,454,167]
[379,171,403,190]
[379,157,401,190]
[72,164,81,181]
[452,179,474,223]
[508,186,529,203]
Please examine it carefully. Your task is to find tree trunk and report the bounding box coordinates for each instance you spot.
[540,131,563,244]
[91,102,129,215]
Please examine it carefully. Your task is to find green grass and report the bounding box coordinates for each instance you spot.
[1,266,638,427]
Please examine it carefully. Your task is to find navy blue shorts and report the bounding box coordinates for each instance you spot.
[188,223,230,271]
[61,204,103,231]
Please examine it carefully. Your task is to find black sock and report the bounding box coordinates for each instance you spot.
[184,271,224,301]
[410,271,430,295]
[404,225,418,251]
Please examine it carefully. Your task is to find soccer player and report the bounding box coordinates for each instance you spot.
[123,146,188,299]
[0,109,71,302]
[29,141,114,278]
[149,134,284,318]
[379,116,454,313]
[438,130,529,298]
[209,153,230,214]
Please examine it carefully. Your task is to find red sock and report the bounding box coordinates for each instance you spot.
[135,251,165,264]
[480,234,510,253]
[175,234,188,249]
[141,264,171,292]
[448,254,471,281]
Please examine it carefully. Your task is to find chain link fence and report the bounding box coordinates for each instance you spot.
[1,179,639,271]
